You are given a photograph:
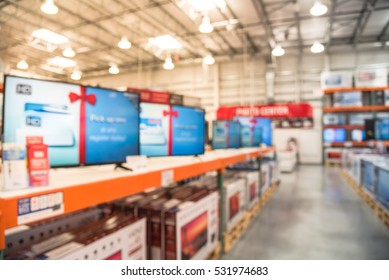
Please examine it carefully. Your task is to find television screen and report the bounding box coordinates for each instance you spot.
[323,128,346,142]
[349,113,374,125]
[351,129,365,142]
[212,121,241,149]
[375,118,389,140]
[323,114,346,125]
[234,117,272,146]
[3,76,140,166]
[333,91,362,107]
[140,103,205,156]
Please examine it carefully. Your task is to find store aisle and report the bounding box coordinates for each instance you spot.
[223,165,389,260]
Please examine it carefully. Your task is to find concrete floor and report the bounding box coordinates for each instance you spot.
[223,165,389,260]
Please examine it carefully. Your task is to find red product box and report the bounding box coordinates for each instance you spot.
[26,136,50,187]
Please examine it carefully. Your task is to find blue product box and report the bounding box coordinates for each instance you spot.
[334,92,362,107]
[361,159,376,194]
[376,163,389,211]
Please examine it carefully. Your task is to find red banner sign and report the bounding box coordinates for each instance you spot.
[217,103,313,120]
[128,88,170,104]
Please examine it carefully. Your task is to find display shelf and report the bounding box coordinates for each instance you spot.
[323,125,365,129]
[327,141,389,147]
[323,86,389,94]
[323,106,389,113]
[0,147,274,251]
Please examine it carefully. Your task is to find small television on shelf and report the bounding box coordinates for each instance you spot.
[2,75,140,167]
[351,129,365,142]
[212,121,241,149]
[140,103,205,156]
[323,128,346,142]
[234,117,272,146]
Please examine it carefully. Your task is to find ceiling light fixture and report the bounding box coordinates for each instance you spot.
[203,54,215,65]
[149,35,183,50]
[163,56,175,70]
[48,56,77,68]
[310,0,328,16]
[118,37,132,49]
[310,41,325,53]
[272,44,285,56]
[71,70,82,80]
[32,29,68,45]
[199,16,214,33]
[63,47,75,57]
[17,59,29,70]
[109,64,120,74]
[41,0,59,15]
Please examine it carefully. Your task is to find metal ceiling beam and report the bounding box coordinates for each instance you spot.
[353,0,379,46]
[267,0,293,15]
[251,0,277,55]
[377,18,389,45]
[221,1,259,53]
[151,0,237,55]
[350,0,370,44]
[326,0,338,51]
[63,0,171,30]
[293,0,302,52]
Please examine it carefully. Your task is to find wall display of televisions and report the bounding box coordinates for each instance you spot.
[212,118,273,149]
[2,76,206,166]
[323,112,389,142]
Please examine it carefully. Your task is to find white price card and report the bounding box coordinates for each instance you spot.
[161,170,174,187]
[17,192,64,225]
[344,141,353,147]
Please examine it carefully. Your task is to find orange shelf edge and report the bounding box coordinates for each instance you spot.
[323,106,389,113]
[323,86,389,94]
[0,148,274,250]
[324,141,389,147]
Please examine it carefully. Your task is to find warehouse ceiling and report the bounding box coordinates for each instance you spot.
[0,0,388,80]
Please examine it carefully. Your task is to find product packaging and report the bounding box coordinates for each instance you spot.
[2,143,28,191]
[26,136,50,187]
[223,178,246,231]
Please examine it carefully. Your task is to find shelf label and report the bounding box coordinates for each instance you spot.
[344,141,353,147]
[161,170,174,187]
[17,192,64,225]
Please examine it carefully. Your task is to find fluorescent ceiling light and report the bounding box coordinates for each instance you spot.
[310,41,324,53]
[310,0,328,16]
[71,70,82,80]
[41,0,58,15]
[109,64,120,74]
[48,56,76,68]
[163,56,175,70]
[272,45,285,56]
[118,37,132,49]
[149,35,183,50]
[199,16,214,33]
[203,54,215,65]
[187,0,225,11]
[17,59,29,70]
[63,47,75,57]
[32,29,68,45]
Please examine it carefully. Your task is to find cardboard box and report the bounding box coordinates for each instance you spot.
[164,191,218,260]
[238,171,259,210]
[2,143,28,191]
[355,69,388,87]
[261,162,270,195]
[321,71,353,89]
[223,178,246,231]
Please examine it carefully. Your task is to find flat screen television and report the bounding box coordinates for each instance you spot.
[234,117,272,146]
[2,75,140,167]
[323,128,346,142]
[375,118,389,140]
[351,129,365,142]
[212,121,241,149]
[140,103,205,156]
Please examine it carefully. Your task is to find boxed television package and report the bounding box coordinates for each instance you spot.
[261,161,270,195]
[222,177,246,231]
[355,69,388,87]
[361,156,387,194]
[40,215,146,260]
[269,160,280,185]
[236,171,259,210]
[321,71,353,89]
[163,190,219,260]
[334,91,362,107]
[376,161,389,211]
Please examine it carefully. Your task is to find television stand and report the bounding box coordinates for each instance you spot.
[114,163,133,171]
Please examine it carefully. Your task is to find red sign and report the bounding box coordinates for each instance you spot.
[217,103,313,120]
[26,136,50,187]
[128,88,170,104]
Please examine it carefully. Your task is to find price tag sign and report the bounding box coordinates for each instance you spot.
[161,170,174,187]
[17,192,64,225]
[344,141,353,148]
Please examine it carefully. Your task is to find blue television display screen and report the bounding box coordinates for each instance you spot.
[212,121,241,149]
[140,103,205,156]
[323,128,346,142]
[375,118,389,140]
[234,117,272,146]
[3,76,140,167]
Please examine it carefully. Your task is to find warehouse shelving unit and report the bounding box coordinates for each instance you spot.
[322,86,389,164]
[0,147,275,259]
